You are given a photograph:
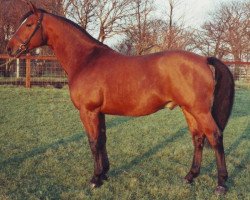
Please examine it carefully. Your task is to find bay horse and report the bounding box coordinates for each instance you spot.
[7,2,234,194]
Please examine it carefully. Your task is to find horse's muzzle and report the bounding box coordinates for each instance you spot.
[6,45,13,56]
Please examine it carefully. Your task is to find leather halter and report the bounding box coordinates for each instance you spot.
[14,12,44,53]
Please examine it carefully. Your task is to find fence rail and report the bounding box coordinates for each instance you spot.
[0,54,250,88]
[0,54,66,88]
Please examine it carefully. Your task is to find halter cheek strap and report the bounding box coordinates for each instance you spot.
[14,12,44,53]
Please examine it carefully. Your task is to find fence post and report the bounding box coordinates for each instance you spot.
[16,58,20,78]
[26,54,31,88]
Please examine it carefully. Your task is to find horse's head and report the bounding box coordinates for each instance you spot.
[7,1,46,57]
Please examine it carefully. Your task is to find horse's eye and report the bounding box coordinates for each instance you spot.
[26,23,33,27]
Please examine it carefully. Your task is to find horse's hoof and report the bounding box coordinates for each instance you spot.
[215,186,227,195]
[90,181,102,189]
[90,177,103,188]
[90,182,98,189]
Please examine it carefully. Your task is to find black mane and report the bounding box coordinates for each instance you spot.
[20,9,105,46]
[20,9,48,23]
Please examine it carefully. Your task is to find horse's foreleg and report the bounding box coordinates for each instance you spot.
[182,109,205,183]
[80,109,109,188]
[97,113,110,179]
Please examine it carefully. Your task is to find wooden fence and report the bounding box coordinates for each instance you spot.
[0,54,250,88]
[0,54,66,88]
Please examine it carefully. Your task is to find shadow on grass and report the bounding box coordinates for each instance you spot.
[228,121,250,181]
[0,116,133,170]
[109,127,187,177]
[0,133,84,170]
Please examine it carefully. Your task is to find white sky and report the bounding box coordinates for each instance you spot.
[155,0,234,27]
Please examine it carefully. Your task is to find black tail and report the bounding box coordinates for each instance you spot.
[207,57,235,132]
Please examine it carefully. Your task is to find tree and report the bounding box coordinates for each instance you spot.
[162,0,194,51]
[195,1,250,61]
[66,0,96,30]
[120,0,156,55]
[165,0,179,49]
[0,1,24,53]
[61,0,135,43]
[118,0,194,55]
[93,0,135,43]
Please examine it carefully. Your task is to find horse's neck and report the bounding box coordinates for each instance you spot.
[43,14,106,79]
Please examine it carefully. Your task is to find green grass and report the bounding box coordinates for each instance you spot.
[0,77,67,83]
[0,86,249,200]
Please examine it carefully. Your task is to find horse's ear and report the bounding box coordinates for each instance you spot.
[25,1,39,16]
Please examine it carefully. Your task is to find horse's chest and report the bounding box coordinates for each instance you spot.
[69,82,103,111]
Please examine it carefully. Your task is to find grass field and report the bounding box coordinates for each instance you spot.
[0,86,249,200]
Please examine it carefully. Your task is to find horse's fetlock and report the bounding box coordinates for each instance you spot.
[218,170,228,179]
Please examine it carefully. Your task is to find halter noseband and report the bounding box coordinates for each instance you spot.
[14,12,44,53]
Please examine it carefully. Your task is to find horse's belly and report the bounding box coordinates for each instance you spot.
[101,105,163,116]
[101,94,170,116]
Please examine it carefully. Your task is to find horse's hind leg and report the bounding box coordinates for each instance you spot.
[192,111,228,194]
[80,109,109,188]
[182,109,205,183]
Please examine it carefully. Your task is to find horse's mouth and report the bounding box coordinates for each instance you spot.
[13,48,28,58]
[8,48,28,58]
